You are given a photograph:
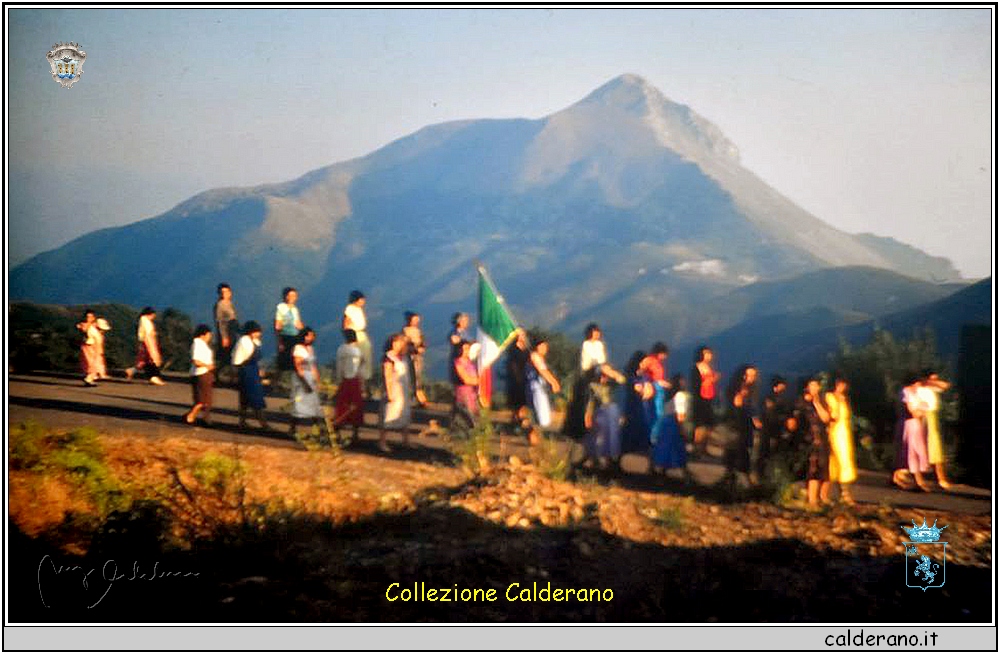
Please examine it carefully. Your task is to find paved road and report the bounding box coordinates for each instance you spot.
[7,371,992,515]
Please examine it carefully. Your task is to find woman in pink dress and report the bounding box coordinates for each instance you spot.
[76,309,109,386]
[453,340,480,428]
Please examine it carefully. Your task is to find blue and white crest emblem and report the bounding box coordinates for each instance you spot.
[902,518,947,591]
[46,42,86,88]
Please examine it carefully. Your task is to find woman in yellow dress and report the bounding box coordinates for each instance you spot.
[825,374,856,505]
[919,370,952,489]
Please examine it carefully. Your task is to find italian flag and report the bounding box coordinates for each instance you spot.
[476,266,519,408]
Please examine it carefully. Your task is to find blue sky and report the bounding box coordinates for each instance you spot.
[6,7,994,277]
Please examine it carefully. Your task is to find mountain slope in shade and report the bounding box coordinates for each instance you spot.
[9,74,965,366]
[692,277,991,379]
[587,266,967,374]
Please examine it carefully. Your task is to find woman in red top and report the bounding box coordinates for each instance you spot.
[690,345,721,456]
[639,342,672,471]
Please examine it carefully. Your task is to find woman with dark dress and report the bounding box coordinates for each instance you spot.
[232,321,271,431]
[794,376,832,507]
[505,329,531,436]
[620,350,654,455]
[760,375,792,480]
[724,364,762,484]
[690,345,721,456]
[565,323,609,440]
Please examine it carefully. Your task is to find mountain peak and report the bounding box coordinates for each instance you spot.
[570,74,740,164]
[579,73,667,113]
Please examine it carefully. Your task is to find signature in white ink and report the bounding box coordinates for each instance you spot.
[37,555,200,609]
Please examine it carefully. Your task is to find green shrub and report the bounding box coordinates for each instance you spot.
[450,411,495,476]
[10,422,130,516]
[10,420,48,470]
[530,437,570,482]
[192,452,246,496]
[649,505,685,531]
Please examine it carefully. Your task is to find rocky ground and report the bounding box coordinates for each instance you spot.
[8,430,993,623]
[7,372,994,622]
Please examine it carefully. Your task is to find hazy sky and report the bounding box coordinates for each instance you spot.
[6,7,994,277]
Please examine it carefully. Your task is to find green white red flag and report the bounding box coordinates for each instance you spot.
[476,266,519,408]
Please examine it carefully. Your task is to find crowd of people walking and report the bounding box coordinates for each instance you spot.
[74,283,956,501]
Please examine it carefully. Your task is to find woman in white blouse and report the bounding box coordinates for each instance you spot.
[184,325,215,425]
[343,290,373,385]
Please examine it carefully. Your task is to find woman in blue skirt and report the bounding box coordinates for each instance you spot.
[232,321,271,431]
[650,373,690,475]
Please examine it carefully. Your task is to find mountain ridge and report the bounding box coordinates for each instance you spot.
[9,73,967,367]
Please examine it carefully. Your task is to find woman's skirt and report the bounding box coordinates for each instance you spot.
[926,411,944,465]
[507,374,528,411]
[357,331,373,381]
[806,431,830,481]
[136,342,161,379]
[276,335,297,371]
[621,385,653,454]
[238,364,266,410]
[528,378,552,429]
[692,396,715,428]
[190,371,214,409]
[333,377,364,427]
[80,343,106,378]
[650,413,687,469]
[563,377,589,440]
[455,384,479,419]
[587,403,622,460]
[291,371,322,419]
[903,417,929,473]
[408,353,424,394]
[828,423,857,483]
[724,417,753,473]
[382,376,412,430]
